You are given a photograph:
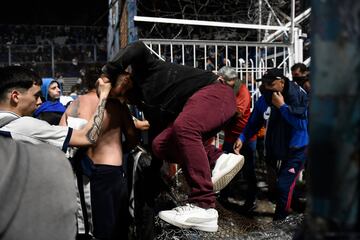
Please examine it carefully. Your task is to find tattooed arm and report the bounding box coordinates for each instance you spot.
[67,78,111,147]
[84,98,106,144]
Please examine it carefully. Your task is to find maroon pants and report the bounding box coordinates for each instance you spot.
[152,83,236,208]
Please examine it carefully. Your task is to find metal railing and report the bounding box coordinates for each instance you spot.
[141,39,291,109]
[0,43,107,77]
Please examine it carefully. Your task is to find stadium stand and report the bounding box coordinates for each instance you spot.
[0,24,107,78]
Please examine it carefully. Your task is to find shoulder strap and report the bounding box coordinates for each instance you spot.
[0,130,12,138]
[0,113,19,128]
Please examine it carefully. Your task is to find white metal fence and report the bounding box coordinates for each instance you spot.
[141,39,292,109]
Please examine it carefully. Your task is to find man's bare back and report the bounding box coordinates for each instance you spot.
[60,91,138,166]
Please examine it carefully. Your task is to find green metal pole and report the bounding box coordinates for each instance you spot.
[305,0,360,238]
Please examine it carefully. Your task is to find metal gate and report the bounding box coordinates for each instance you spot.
[141,38,291,109]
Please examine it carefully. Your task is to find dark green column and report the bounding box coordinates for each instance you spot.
[306,0,360,237]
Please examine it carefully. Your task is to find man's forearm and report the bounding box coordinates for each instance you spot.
[85,97,107,144]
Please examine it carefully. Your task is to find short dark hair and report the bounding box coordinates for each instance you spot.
[84,63,103,90]
[291,63,308,73]
[0,66,42,99]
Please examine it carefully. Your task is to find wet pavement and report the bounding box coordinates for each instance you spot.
[153,167,305,239]
[154,199,304,240]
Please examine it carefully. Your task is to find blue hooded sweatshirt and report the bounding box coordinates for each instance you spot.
[33,78,65,118]
[239,80,309,160]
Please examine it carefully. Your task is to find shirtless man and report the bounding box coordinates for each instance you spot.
[60,65,138,240]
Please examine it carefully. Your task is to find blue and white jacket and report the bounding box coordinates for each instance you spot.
[239,80,309,160]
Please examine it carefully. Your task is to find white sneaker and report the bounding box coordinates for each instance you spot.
[158,204,218,232]
[212,153,244,192]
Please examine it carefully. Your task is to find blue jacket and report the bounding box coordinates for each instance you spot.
[33,101,66,117]
[239,80,309,160]
[41,78,62,101]
[34,78,65,116]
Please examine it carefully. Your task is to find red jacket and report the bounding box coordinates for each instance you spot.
[224,84,256,143]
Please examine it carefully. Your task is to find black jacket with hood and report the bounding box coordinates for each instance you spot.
[102,41,218,126]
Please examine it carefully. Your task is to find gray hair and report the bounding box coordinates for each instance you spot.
[217,66,238,82]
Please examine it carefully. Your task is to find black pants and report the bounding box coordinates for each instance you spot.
[90,164,129,240]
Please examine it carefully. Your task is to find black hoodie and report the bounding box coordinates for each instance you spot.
[103,41,218,125]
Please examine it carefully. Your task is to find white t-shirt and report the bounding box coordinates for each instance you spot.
[65,116,88,159]
[0,111,72,152]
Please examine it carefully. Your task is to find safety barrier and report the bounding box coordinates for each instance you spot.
[141,39,291,109]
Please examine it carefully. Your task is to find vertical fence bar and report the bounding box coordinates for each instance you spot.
[51,44,55,77]
[265,46,268,69]
[193,44,196,68]
[158,43,161,59]
[7,44,11,65]
[225,45,229,66]
[94,45,97,61]
[236,45,239,74]
[274,46,277,67]
[170,43,173,63]
[215,45,218,71]
[182,44,185,65]
[246,45,249,88]
[204,44,207,70]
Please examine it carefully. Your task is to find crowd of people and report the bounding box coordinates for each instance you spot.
[0,40,310,239]
[0,24,107,78]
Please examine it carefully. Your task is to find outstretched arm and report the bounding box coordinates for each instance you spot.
[69,77,111,147]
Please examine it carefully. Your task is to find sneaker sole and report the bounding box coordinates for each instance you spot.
[158,213,191,229]
[192,222,218,232]
[158,214,218,232]
[212,156,244,192]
